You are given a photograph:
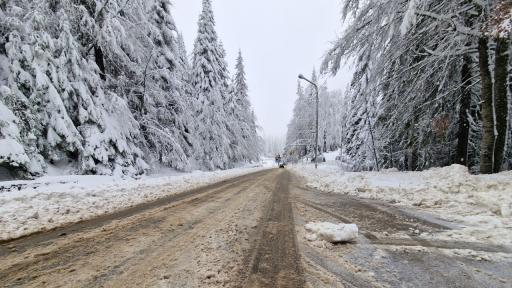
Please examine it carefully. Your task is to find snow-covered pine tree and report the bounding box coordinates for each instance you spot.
[285,70,320,160]
[136,0,195,171]
[285,81,308,159]
[218,41,242,166]
[175,32,198,159]
[285,74,346,162]
[54,7,146,175]
[232,50,261,162]
[0,0,262,177]
[397,0,511,173]
[301,69,319,155]
[343,86,377,171]
[0,0,148,176]
[0,87,39,178]
[191,0,232,170]
[322,0,511,173]
[318,89,345,152]
[0,4,45,177]
[12,5,83,166]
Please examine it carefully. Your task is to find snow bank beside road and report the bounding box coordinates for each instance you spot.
[0,166,268,241]
[291,164,512,245]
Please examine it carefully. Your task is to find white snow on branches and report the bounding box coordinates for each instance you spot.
[401,0,419,35]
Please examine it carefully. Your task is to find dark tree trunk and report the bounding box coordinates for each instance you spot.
[456,55,472,166]
[389,145,394,169]
[94,46,106,81]
[366,113,380,171]
[407,114,418,171]
[479,38,495,174]
[323,130,327,152]
[493,37,510,173]
[508,66,512,170]
[408,148,418,171]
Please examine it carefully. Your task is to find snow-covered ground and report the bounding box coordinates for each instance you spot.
[0,164,269,241]
[291,152,512,246]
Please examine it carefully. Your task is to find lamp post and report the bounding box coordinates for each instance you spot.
[298,74,319,169]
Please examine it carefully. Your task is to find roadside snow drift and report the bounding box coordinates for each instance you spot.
[292,163,512,246]
[305,222,359,243]
[0,166,268,241]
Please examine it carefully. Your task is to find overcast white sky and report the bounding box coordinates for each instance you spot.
[172,0,353,138]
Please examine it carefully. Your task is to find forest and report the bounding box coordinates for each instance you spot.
[0,0,262,178]
[286,0,512,174]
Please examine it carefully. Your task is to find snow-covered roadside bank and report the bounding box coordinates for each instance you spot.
[0,165,270,241]
[290,163,512,246]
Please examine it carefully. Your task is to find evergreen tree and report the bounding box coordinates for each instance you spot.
[322,0,512,173]
[0,87,41,178]
[11,6,83,166]
[191,0,232,170]
[285,81,305,159]
[1,5,45,177]
[176,32,198,157]
[0,0,263,178]
[286,78,316,159]
[0,0,149,176]
[286,69,317,158]
[285,76,345,163]
[139,0,194,171]
[54,8,145,175]
[232,50,261,162]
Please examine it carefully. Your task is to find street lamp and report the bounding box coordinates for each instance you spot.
[298,74,319,169]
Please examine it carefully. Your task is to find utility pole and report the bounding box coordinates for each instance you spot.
[298,74,319,169]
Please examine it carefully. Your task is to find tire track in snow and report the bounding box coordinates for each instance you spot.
[243,170,305,288]
[295,197,512,253]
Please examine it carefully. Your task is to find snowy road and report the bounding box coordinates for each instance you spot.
[291,173,512,288]
[1,169,511,287]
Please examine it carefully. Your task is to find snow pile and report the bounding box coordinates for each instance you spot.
[295,164,512,217]
[0,166,268,241]
[305,222,358,243]
[291,163,512,245]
